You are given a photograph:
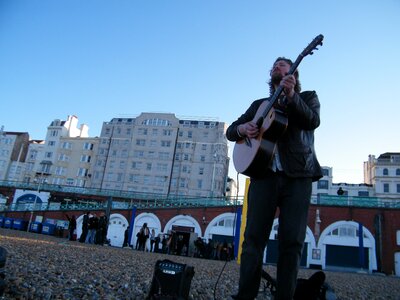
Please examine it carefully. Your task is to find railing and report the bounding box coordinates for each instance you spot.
[1,180,400,212]
[0,180,244,212]
[311,194,400,208]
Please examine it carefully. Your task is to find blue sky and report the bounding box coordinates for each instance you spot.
[1,0,399,187]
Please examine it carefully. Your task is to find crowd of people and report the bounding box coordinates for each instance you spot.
[63,215,233,262]
[193,237,234,261]
[76,211,109,245]
[122,224,234,261]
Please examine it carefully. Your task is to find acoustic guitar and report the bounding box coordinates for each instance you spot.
[233,34,324,177]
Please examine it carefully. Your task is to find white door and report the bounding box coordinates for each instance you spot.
[395,252,400,276]
[107,214,128,247]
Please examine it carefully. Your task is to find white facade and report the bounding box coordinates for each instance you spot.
[21,115,91,184]
[364,153,400,198]
[308,153,400,207]
[0,130,29,181]
[90,113,229,198]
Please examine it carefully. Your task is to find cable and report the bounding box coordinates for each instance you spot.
[212,172,241,300]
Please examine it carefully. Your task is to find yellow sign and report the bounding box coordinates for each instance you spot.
[237,178,250,264]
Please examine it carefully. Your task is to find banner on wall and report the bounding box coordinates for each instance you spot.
[237,178,250,264]
[12,189,50,210]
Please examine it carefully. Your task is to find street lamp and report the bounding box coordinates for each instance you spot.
[27,161,51,232]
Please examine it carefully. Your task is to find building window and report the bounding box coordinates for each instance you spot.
[131,162,142,170]
[358,191,369,197]
[397,184,400,193]
[58,154,69,161]
[161,140,171,147]
[48,141,56,146]
[383,168,389,176]
[322,168,329,176]
[317,180,328,189]
[159,152,169,160]
[383,183,389,193]
[80,155,91,162]
[55,167,65,176]
[77,168,88,177]
[61,142,72,149]
[396,169,400,176]
[142,119,171,127]
[163,129,172,136]
[133,151,144,158]
[136,139,146,146]
[138,128,148,135]
[199,167,204,175]
[83,143,94,150]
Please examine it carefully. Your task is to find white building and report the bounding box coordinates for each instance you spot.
[21,115,91,184]
[364,153,400,198]
[0,128,30,182]
[90,113,229,198]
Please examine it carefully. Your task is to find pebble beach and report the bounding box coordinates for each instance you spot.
[1,228,399,299]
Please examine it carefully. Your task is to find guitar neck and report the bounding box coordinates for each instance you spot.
[260,54,305,119]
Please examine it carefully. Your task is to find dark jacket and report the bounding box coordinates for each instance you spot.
[226,91,323,181]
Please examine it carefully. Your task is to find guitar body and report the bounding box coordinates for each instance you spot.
[231,34,324,177]
[233,101,288,177]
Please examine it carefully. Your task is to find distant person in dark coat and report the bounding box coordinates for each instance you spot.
[65,214,77,241]
[123,226,130,248]
[79,211,90,243]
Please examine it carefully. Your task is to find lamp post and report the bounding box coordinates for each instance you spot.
[27,176,47,232]
[27,161,51,232]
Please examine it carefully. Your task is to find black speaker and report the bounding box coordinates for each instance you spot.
[147,259,195,300]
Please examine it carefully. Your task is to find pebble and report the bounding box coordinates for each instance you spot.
[1,228,400,299]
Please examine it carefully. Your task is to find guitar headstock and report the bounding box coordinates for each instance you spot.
[301,34,324,57]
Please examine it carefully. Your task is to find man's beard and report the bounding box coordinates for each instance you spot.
[271,72,283,86]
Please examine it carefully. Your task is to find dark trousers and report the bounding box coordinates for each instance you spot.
[237,173,312,300]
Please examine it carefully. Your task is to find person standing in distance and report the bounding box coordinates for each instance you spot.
[227,57,323,300]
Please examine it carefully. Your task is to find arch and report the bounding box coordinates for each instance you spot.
[162,214,202,256]
[262,218,316,268]
[132,212,161,248]
[164,214,202,237]
[318,220,377,272]
[76,213,129,247]
[203,212,236,242]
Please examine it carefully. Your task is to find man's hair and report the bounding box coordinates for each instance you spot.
[268,57,301,96]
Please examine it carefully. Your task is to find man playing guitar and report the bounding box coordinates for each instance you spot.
[227,57,323,300]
